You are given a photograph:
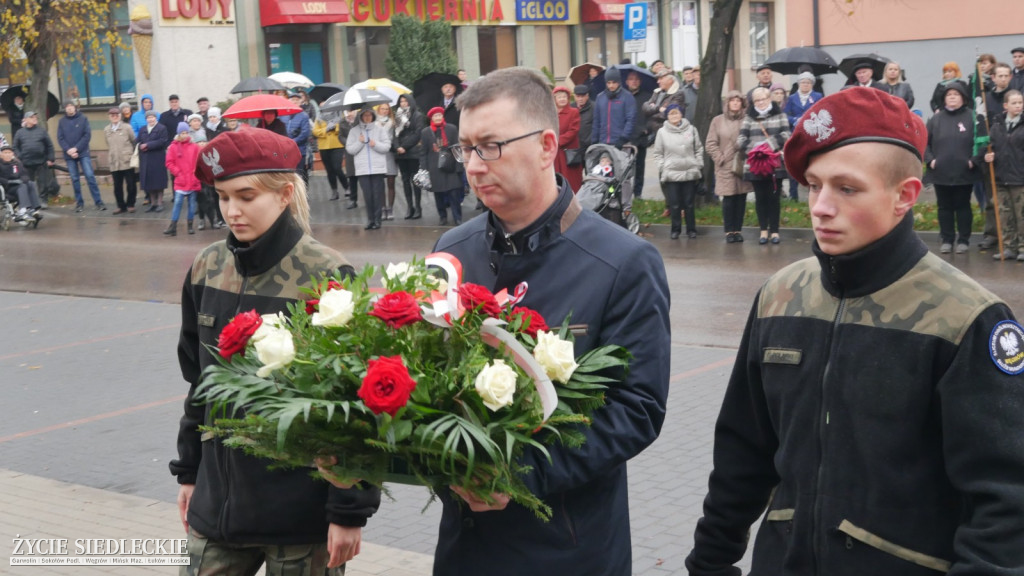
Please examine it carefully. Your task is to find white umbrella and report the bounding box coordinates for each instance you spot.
[351,78,411,105]
[268,71,315,89]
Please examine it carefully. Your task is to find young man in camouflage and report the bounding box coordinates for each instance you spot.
[686,88,1024,575]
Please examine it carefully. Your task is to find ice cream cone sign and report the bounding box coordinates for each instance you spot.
[129,4,154,79]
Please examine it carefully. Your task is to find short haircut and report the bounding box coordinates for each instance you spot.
[750,87,771,100]
[994,63,1012,74]
[1005,89,1023,102]
[942,61,961,76]
[878,146,923,189]
[456,67,558,133]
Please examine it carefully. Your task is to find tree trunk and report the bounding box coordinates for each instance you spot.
[26,1,58,121]
[694,0,744,207]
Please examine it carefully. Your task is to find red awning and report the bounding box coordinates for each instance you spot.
[582,0,626,22]
[260,0,349,26]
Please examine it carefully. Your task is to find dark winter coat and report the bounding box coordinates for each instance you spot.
[204,121,228,142]
[642,83,688,139]
[686,215,1024,576]
[988,112,1024,186]
[574,100,594,150]
[284,110,312,156]
[136,122,170,190]
[628,88,653,144]
[592,88,636,147]
[57,110,92,159]
[393,105,425,160]
[420,123,462,193]
[431,182,671,575]
[880,82,915,108]
[12,123,54,167]
[0,157,26,189]
[158,107,192,140]
[925,105,981,186]
[784,90,824,127]
[170,212,380,544]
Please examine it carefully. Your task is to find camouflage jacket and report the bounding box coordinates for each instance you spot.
[688,214,1024,576]
[169,212,380,545]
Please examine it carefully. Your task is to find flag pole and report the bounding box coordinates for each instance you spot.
[975,60,1004,258]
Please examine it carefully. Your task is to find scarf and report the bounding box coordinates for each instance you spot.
[428,106,447,146]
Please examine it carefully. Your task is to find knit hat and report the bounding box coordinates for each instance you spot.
[427,106,445,122]
[177,122,190,134]
[145,110,158,118]
[665,103,683,116]
[783,88,926,186]
[604,67,622,83]
[194,129,300,185]
[208,106,222,118]
[552,86,571,97]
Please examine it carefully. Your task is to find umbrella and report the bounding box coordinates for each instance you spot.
[230,76,287,94]
[319,89,390,113]
[764,46,839,76]
[569,63,605,86]
[412,72,463,112]
[593,64,657,94]
[351,78,411,105]
[308,83,347,103]
[838,53,890,81]
[222,94,301,119]
[268,71,315,89]
[0,85,60,118]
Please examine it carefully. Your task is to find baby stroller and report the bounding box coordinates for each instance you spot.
[0,182,42,231]
[575,143,640,234]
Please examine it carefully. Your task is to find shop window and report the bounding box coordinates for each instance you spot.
[267,25,329,85]
[478,27,516,75]
[58,2,135,106]
[345,27,390,85]
[670,1,700,69]
[535,26,572,81]
[583,22,622,67]
[749,1,772,68]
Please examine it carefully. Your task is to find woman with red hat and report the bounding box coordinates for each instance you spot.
[172,128,380,573]
[552,86,582,192]
[420,106,463,225]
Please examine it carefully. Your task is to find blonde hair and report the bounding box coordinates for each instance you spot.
[241,172,311,235]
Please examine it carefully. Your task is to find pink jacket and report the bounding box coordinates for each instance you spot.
[165,140,201,192]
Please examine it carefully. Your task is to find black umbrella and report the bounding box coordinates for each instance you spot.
[764,46,839,76]
[0,85,60,118]
[320,89,391,113]
[838,53,890,81]
[412,72,463,112]
[230,76,287,94]
[308,83,347,103]
[592,64,658,94]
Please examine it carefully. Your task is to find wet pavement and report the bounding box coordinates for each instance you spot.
[2,172,1023,574]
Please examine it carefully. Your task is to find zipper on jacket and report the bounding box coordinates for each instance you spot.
[812,271,845,575]
[219,267,249,537]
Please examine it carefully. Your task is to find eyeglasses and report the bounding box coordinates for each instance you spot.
[450,129,544,162]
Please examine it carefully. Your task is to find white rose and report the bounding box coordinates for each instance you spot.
[250,313,287,342]
[311,288,355,327]
[475,359,518,412]
[254,327,296,377]
[533,331,578,383]
[384,262,413,284]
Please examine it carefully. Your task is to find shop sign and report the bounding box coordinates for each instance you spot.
[516,0,567,21]
[160,0,235,26]
[349,0,512,25]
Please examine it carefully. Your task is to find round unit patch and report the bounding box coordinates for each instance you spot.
[989,320,1024,375]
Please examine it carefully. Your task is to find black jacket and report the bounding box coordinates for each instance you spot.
[169,212,380,544]
[988,112,1024,186]
[57,111,91,158]
[12,124,54,167]
[394,104,425,160]
[687,214,1024,576]
[573,100,593,149]
[431,182,671,575]
[925,105,982,186]
[158,108,192,139]
[0,157,26,188]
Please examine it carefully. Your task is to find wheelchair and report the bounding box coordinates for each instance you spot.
[0,182,42,231]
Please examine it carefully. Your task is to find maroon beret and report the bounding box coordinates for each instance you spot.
[783,88,927,186]
[195,128,299,185]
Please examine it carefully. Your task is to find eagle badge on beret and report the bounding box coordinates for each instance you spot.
[202,148,224,177]
[803,109,835,143]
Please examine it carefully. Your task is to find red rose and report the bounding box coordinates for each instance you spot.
[369,291,422,329]
[459,283,501,317]
[510,306,548,338]
[358,356,417,416]
[218,310,263,359]
[305,298,319,315]
[325,280,343,292]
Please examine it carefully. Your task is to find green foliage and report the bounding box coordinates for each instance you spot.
[539,66,556,87]
[197,258,626,521]
[385,15,458,89]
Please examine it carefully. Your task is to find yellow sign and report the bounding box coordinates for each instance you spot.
[348,0,578,25]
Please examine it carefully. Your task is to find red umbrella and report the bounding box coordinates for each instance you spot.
[222,94,301,119]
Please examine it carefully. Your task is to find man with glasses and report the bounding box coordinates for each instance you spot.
[433,67,671,575]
